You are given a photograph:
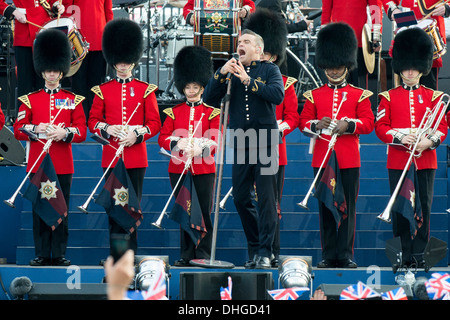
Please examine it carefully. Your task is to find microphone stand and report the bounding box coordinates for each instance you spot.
[190,73,235,269]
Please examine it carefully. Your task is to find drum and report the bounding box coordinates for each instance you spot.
[165,27,194,66]
[193,0,241,59]
[397,19,446,60]
[40,17,89,77]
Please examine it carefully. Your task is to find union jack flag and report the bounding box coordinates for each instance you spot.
[340,282,381,300]
[425,273,450,300]
[267,287,310,300]
[220,276,232,300]
[126,271,168,300]
[381,287,408,300]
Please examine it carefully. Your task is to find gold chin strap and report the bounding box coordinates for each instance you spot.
[42,71,63,85]
[114,63,135,74]
[325,67,348,85]
[400,71,423,83]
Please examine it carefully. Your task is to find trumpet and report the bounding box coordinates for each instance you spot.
[377,93,450,223]
[4,100,69,208]
[297,92,347,209]
[219,187,233,210]
[152,113,205,229]
[77,102,141,213]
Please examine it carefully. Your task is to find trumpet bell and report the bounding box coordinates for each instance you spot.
[151,222,164,229]
[3,199,15,208]
[376,211,391,224]
[77,205,89,214]
[296,200,309,210]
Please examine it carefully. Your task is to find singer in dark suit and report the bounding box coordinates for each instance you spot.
[299,23,374,269]
[203,29,285,269]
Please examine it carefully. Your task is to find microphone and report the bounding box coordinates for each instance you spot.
[226,53,240,83]
[413,277,429,300]
[9,276,32,300]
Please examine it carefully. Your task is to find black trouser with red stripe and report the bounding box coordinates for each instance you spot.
[31,173,72,260]
[169,172,215,261]
[388,168,435,264]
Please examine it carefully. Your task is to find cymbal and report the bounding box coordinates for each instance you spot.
[362,23,375,74]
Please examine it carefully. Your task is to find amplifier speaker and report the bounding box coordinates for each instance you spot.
[317,283,414,300]
[0,126,25,166]
[180,272,273,300]
[28,283,107,300]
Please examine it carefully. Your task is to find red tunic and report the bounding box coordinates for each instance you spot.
[14,88,86,174]
[381,0,446,68]
[62,0,113,51]
[299,83,375,169]
[0,107,4,130]
[375,84,447,170]
[276,76,300,166]
[322,0,383,47]
[0,0,61,47]
[88,78,161,169]
[158,101,220,175]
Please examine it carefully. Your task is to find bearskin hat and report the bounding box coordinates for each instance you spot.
[243,7,288,67]
[33,28,71,77]
[173,45,213,94]
[316,22,357,70]
[392,27,433,76]
[102,18,143,66]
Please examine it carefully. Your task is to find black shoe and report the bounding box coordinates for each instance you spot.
[271,258,279,268]
[337,259,358,268]
[255,256,271,269]
[174,258,191,267]
[53,257,71,266]
[30,257,51,266]
[317,259,336,268]
[244,255,258,269]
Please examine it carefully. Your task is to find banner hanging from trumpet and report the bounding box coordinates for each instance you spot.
[168,171,206,247]
[23,153,67,231]
[95,158,142,234]
[314,150,347,227]
[391,162,423,239]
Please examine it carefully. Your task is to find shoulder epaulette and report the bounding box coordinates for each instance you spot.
[358,89,373,102]
[74,95,85,107]
[144,84,158,98]
[18,94,31,109]
[208,107,221,120]
[378,91,390,102]
[163,107,175,120]
[432,90,444,102]
[91,85,104,100]
[284,76,298,90]
[303,90,314,103]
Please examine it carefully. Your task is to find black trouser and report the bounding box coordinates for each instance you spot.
[31,173,72,259]
[169,172,215,261]
[105,167,145,254]
[388,168,435,263]
[71,50,107,119]
[232,147,278,259]
[14,46,44,98]
[315,167,359,261]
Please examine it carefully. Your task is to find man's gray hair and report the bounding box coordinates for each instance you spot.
[241,29,264,54]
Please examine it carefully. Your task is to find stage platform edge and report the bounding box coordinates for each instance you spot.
[1,264,450,300]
